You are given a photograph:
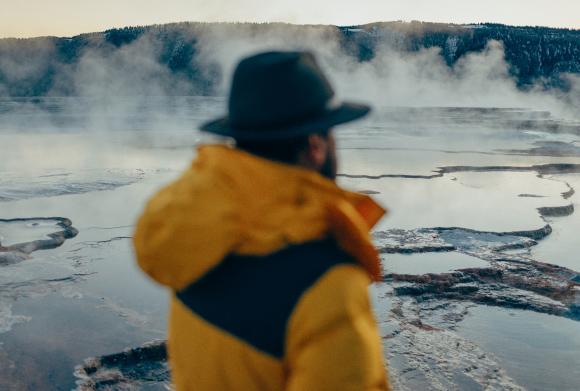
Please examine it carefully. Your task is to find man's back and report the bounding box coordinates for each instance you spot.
[171,239,388,390]
[133,51,392,390]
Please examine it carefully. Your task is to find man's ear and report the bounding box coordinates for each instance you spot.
[301,133,328,170]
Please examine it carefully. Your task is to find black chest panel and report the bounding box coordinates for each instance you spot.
[176,239,355,358]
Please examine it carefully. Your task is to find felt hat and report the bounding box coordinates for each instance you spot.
[201,51,370,140]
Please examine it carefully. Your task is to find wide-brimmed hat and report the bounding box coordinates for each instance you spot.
[201,51,370,141]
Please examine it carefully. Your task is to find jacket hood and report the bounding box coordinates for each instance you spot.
[133,144,386,291]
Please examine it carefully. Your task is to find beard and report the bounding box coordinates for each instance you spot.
[319,146,337,180]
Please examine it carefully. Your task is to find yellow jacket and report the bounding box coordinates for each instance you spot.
[133,144,392,391]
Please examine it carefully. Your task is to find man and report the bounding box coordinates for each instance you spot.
[133,51,392,391]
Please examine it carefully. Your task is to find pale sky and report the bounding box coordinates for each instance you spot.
[2,0,579,39]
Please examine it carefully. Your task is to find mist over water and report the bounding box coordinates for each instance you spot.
[2,23,579,127]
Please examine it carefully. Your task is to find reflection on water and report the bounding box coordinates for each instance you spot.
[457,306,580,391]
[2,293,162,390]
[382,252,489,275]
[530,174,580,271]
[340,171,570,233]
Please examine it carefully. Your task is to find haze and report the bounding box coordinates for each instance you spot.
[3,0,580,39]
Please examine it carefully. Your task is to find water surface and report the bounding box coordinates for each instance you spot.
[1,97,580,390]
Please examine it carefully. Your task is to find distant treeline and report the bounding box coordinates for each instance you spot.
[346,21,580,88]
[0,21,579,97]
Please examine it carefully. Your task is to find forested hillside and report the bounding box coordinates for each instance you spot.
[0,21,578,97]
[343,21,580,88]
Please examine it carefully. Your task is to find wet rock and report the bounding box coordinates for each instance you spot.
[74,340,170,391]
[563,301,580,320]
[393,282,438,296]
[438,163,580,176]
[437,229,538,252]
[374,229,456,254]
[537,203,574,217]
[389,265,575,317]
[381,297,527,391]
[439,225,552,241]
[378,226,580,320]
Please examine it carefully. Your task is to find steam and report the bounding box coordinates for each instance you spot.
[0,38,58,96]
[67,23,579,120]
[1,22,579,137]
[323,39,579,120]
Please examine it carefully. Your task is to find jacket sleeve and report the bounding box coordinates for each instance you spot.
[284,264,392,391]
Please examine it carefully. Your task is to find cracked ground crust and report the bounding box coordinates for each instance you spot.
[377,227,580,321]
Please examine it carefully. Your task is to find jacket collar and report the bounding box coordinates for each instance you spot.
[134,144,387,291]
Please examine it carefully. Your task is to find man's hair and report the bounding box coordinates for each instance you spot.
[235,130,329,165]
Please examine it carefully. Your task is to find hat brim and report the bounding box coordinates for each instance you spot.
[200,102,370,141]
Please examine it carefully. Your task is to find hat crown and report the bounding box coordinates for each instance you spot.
[201,51,370,141]
[228,52,335,130]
